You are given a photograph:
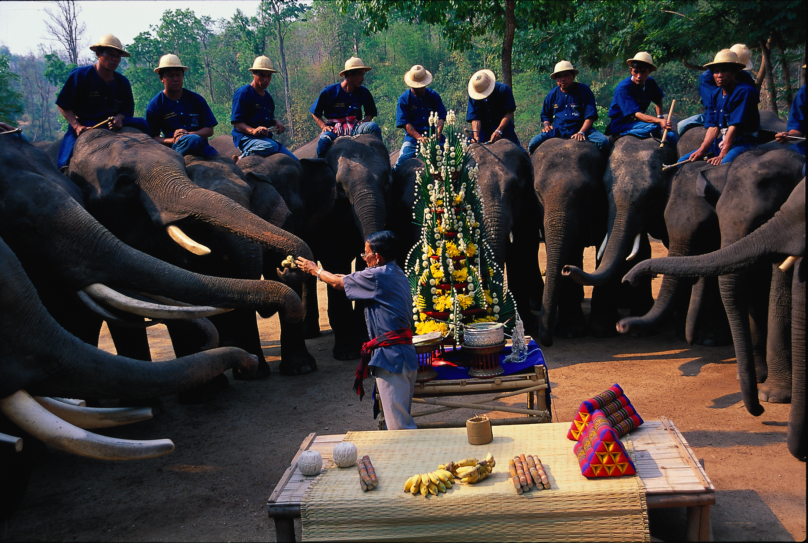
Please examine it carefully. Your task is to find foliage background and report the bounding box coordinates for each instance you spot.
[2,0,805,146]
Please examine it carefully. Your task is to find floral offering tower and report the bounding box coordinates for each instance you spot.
[405,110,517,338]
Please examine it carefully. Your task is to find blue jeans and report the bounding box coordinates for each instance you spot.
[316,121,382,158]
[528,127,611,154]
[679,141,756,165]
[677,113,705,135]
[173,134,218,158]
[394,140,418,171]
[57,117,149,169]
[235,133,298,161]
[616,121,678,146]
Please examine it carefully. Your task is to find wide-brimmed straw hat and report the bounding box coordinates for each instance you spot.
[154,54,189,74]
[404,65,433,88]
[550,60,579,79]
[730,44,754,71]
[249,56,279,74]
[339,57,372,77]
[89,34,130,57]
[468,69,496,100]
[704,49,746,69]
[626,52,657,72]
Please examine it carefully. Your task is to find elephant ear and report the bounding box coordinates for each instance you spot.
[696,164,731,208]
[299,158,337,229]
[244,172,292,229]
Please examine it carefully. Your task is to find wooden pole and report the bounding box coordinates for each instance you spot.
[411,396,548,416]
[660,99,676,147]
[89,117,114,130]
[411,383,547,417]
[779,256,799,272]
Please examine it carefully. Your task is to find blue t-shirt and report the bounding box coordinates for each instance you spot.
[540,82,599,137]
[698,69,756,110]
[705,81,760,143]
[395,88,447,143]
[342,261,418,374]
[466,82,519,144]
[146,89,217,138]
[230,84,277,140]
[607,76,664,135]
[56,64,135,126]
[309,82,378,120]
[787,85,806,133]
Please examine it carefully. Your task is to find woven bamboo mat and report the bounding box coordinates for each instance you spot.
[301,423,649,542]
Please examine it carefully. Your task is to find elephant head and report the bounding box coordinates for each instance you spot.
[624,179,805,459]
[67,128,313,284]
[563,136,677,286]
[532,138,608,346]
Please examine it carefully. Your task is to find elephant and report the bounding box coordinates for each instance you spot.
[0,135,308,378]
[562,135,678,335]
[388,140,542,336]
[623,179,805,460]
[63,128,316,375]
[293,134,392,360]
[0,234,259,517]
[532,138,608,346]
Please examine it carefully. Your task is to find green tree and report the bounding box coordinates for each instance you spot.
[0,54,24,125]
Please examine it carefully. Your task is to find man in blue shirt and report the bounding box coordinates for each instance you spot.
[678,44,757,135]
[231,56,296,162]
[310,56,382,158]
[606,52,676,145]
[296,231,418,430]
[776,78,806,158]
[55,34,149,170]
[528,60,609,154]
[681,50,760,166]
[467,69,520,146]
[393,65,447,171]
[146,54,218,158]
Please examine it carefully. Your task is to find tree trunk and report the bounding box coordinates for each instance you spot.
[501,0,515,88]
[276,19,294,141]
[760,39,779,115]
[774,33,793,111]
[755,42,768,89]
[201,39,215,103]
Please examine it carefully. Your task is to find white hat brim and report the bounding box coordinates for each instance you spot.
[626,57,657,71]
[404,70,433,88]
[339,65,372,77]
[468,69,496,100]
[90,44,130,58]
[551,68,579,79]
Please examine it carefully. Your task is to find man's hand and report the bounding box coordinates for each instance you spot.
[274,121,286,134]
[571,132,585,142]
[109,114,125,130]
[252,126,269,137]
[776,130,803,144]
[490,129,502,143]
[295,257,318,276]
[659,117,673,131]
[706,155,723,166]
[75,125,92,136]
[688,149,707,162]
[541,123,553,133]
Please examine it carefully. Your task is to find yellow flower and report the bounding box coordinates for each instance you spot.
[445,241,460,257]
[415,320,449,335]
[453,193,463,205]
[466,243,477,257]
[484,289,494,305]
[456,294,474,309]
[452,267,468,282]
[430,261,444,280]
[472,315,498,324]
[433,294,453,312]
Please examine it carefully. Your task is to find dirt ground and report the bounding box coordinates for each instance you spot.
[2,241,805,542]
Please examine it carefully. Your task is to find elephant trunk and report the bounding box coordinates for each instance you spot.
[564,210,637,286]
[719,272,764,416]
[788,258,805,460]
[685,278,707,344]
[350,187,387,239]
[482,202,510,266]
[540,212,577,346]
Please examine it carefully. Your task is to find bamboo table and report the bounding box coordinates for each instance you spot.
[267,418,715,542]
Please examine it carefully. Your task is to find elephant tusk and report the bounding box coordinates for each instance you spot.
[52,398,87,407]
[1,432,23,452]
[596,233,609,261]
[33,396,153,429]
[0,390,174,461]
[83,283,232,320]
[626,233,641,261]
[166,225,211,256]
[77,290,162,328]
[135,292,193,307]
[779,256,798,272]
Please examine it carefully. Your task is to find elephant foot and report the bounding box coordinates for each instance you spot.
[279,350,318,376]
[178,373,230,404]
[333,344,361,361]
[628,326,656,338]
[233,360,271,380]
[755,360,768,383]
[554,308,587,339]
[691,325,733,347]
[758,381,792,404]
[304,321,321,339]
[589,313,618,338]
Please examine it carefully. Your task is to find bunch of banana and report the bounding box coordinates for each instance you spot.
[281,255,297,269]
[438,453,496,484]
[403,469,454,498]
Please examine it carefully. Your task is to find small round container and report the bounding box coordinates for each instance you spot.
[466,415,493,445]
[463,322,504,347]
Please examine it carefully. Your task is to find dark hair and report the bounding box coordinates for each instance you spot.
[158,67,184,79]
[366,230,397,261]
[629,61,651,72]
[710,63,742,75]
[343,68,366,78]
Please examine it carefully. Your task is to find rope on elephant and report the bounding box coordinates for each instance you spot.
[0,128,22,136]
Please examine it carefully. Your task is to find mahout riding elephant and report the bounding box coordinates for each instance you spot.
[294,134,392,360]
[532,138,608,346]
[624,179,805,460]
[64,128,316,375]
[0,135,307,376]
[562,135,678,335]
[0,234,259,517]
[618,128,731,345]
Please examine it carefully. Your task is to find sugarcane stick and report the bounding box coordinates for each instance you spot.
[533,455,550,488]
[508,460,523,494]
[660,99,676,147]
[525,455,542,491]
[519,454,534,488]
[513,456,528,488]
[357,457,374,490]
[362,455,378,485]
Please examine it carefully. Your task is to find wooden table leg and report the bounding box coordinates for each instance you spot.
[699,505,711,541]
[685,504,713,541]
[273,516,296,542]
